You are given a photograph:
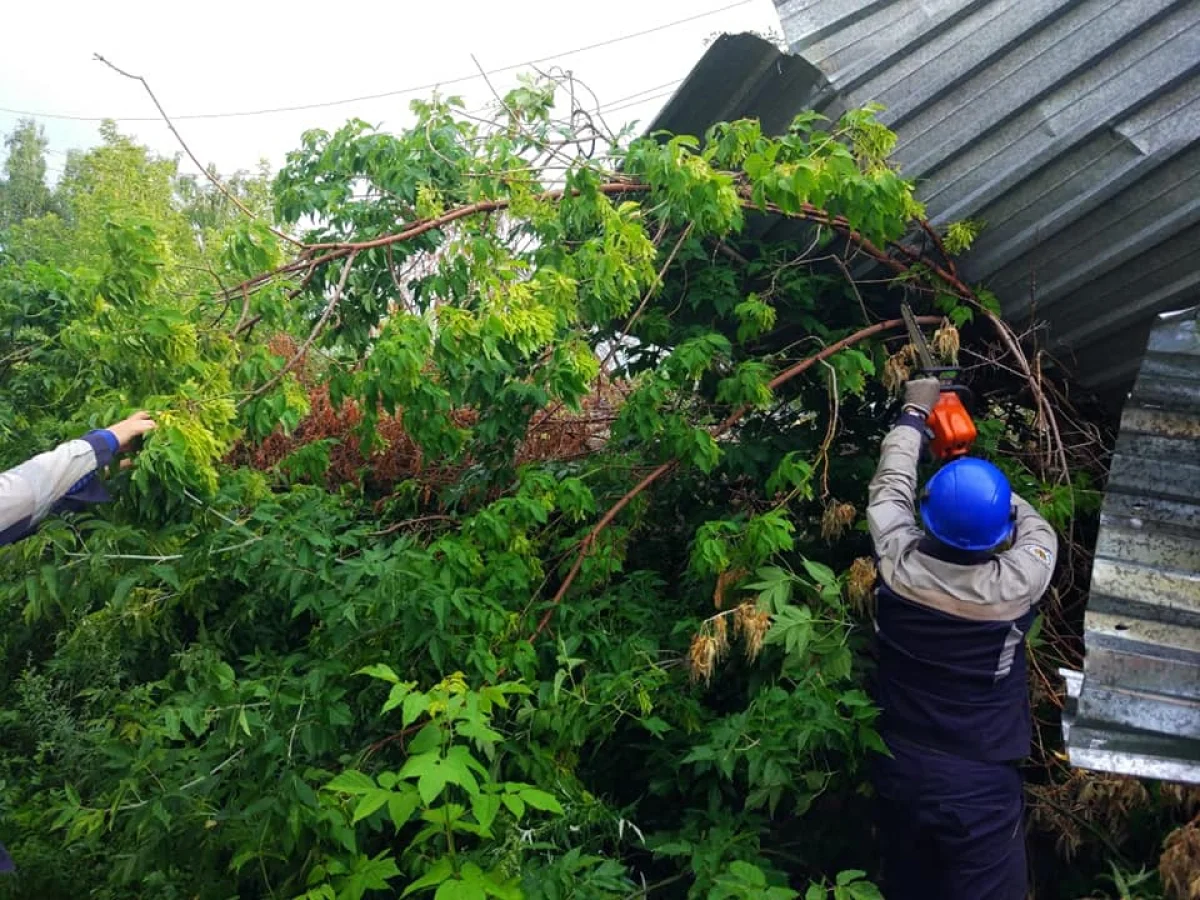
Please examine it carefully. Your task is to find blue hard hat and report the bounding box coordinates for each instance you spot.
[920,457,1014,552]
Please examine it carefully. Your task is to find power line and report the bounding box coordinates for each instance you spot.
[27,79,684,181]
[594,79,682,111]
[602,88,681,117]
[0,1,750,124]
[13,79,685,180]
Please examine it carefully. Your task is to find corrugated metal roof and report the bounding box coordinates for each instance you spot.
[649,0,1200,404]
[1061,305,1200,783]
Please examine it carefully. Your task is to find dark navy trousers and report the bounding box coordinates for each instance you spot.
[872,734,1027,900]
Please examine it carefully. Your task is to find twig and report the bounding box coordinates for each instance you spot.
[367,515,455,538]
[917,219,958,278]
[712,240,749,266]
[364,722,424,758]
[470,53,576,171]
[93,54,303,249]
[286,691,306,762]
[600,221,691,375]
[979,310,1070,483]
[240,252,357,406]
[66,552,183,562]
[384,245,408,308]
[529,460,676,642]
[831,251,873,324]
[232,285,253,338]
[1029,788,1133,867]
[816,361,839,501]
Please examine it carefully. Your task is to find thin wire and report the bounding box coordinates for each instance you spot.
[0,1,750,123]
[600,88,681,116]
[20,78,685,186]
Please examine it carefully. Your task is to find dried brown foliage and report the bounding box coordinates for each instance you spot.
[713,567,747,610]
[688,633,719,685]
[1029,770,1153,861]
[845,557,877,618]
[230,337,627,497]
[1164,785,1200,819]
[1161,822,1200,900]
[882,343,917,398]
[820,500,856,542]
[931,318,960,365]
[734,601,771,663]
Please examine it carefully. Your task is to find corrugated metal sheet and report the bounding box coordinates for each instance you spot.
[1061,306,1200,783]
[649,0,1200,404]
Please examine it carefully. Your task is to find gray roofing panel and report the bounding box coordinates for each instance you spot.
[1062,306,1200,784]
[650,0,1200,402]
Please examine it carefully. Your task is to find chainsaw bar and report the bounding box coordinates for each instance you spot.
[900,302,937,373]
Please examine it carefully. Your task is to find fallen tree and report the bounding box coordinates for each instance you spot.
[1,72,1193,900]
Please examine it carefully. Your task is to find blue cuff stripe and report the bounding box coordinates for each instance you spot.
[894,411,928,433]
[81,430,118,469]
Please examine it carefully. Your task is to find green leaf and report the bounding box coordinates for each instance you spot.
[766,452,814,498]
[727,861,766,885]
[745,564,795,610]
[344,851,401,899]
[440,747,481,797]
[352,789,391,824]
[765,604,812,660]
[518,788,563,814]
[471,793,501,833]
[382,682,414,714]
[836,871,866,887]
[356,663,400,684]
[325,770,375,796]
[388,790,421,829]
[418,768,450,806]
[501,793,525,820]
[801,559,837,588]
[401,858,454,897]
[402,692,430,727]
[407,723,442,755]
[434,879,486,900]
[846,883,882,900]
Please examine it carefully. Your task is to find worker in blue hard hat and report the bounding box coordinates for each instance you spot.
[866,377,1057,900]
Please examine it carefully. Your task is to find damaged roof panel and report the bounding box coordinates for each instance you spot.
[774,0,1200,399]
[1063,307,1200,784]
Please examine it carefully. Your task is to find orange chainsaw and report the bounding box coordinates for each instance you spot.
[900,303,977,461]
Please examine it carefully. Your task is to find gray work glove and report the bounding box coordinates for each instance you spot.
[902,377,942,418]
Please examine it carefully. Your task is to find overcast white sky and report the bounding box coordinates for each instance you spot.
[1,0,781,180]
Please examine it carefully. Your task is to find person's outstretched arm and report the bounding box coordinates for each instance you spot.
[0,412,156,546]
